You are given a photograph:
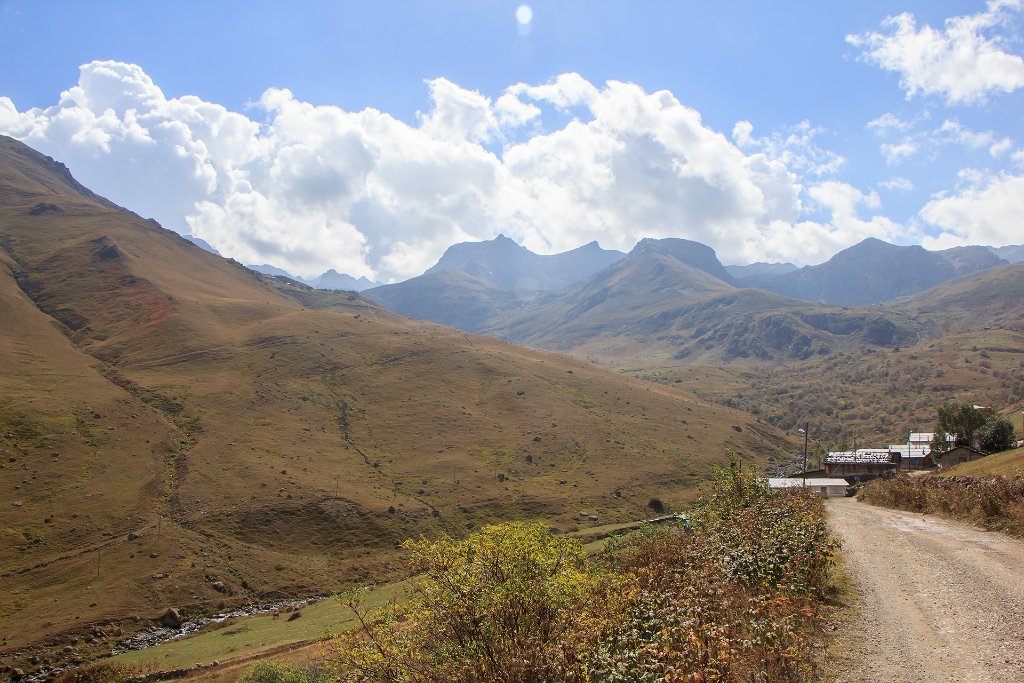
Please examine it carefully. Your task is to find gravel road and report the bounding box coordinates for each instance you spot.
[826,497,1024,682]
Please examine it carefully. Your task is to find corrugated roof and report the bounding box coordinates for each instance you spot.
[826,450,892,464]
[768,478,849,488]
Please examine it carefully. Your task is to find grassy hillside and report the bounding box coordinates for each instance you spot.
[0,136,792,673]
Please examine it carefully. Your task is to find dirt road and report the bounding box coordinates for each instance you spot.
[827,497,1024,682]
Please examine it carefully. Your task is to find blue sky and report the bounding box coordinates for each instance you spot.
[1,1,1022,280]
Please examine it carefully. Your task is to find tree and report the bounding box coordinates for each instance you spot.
[977,417,1016,453]
[933,402,987,450]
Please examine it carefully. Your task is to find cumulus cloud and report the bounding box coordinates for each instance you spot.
[731,120,844,176]
[848,1,1024,105]
[919,170,1024,248]
[0,61,898,278]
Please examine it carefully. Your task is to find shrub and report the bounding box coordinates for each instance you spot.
[54,663,137,682]
[331,521,613,681]
[239,661,333,682]
[860,475,1024,536]
[647,497,665,514]
[330,453,838,682]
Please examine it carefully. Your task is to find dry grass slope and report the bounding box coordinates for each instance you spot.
[0,136,793,674]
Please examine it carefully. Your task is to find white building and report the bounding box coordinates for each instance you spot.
[768,478,850,497]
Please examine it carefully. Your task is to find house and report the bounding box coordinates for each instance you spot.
[824,450,896,480]
[768,477,850,497]
[902,432,952,469]
[934,445,987,469]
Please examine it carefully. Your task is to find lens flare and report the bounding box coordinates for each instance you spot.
[516,4,533,26]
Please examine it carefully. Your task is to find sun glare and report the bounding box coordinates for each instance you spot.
[516,4,533,26]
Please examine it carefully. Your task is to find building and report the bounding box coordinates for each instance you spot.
[768,478,850,497]
[824,449,896,480]
[899,432,953,469]
[934,446,987,469]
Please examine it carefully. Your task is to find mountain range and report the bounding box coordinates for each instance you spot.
[357,226,1024,454]
[245,263,377,291]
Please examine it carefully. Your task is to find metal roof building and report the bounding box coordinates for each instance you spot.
[768,478,850,497]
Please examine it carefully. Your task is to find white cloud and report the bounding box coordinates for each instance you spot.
[880,177,915,191]
[728,120,844,177]
[867,112,914,136]
[754,181,900,266]
[876,117,1013,165]
[848,1,1024,105]
[0,61,896,278]
[881,140,919,165]
[920,170,1024,247]
[990,137,1014,156]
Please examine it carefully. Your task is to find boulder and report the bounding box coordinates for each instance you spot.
[159,607,182,628]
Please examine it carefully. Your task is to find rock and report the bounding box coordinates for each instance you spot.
[211,581,227,593]
[287,610,302,621]
[159,607,183,628]
[152,573,167,580]
[127,532,140,541]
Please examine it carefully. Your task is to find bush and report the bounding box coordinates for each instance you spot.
[239,661,333,683]
[859,475,1024,536]
[647,497,665,514]
[54,663,136,682]
[330,451,839,682]
[332,521,612,681]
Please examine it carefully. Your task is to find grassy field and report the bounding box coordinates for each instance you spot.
[942,447,1024,476]
[113,580,412,673]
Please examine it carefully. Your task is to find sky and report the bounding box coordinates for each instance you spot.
[1,1,1022,282]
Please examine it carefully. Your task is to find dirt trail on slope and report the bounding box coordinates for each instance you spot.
[827,497,1024,682]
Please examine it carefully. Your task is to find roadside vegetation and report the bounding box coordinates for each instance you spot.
[858,475,1024,537]
[245,452,840,683]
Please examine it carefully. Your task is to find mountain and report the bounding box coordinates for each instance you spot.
[989,244,1024,264]
[181,233,221,256]
[248,262,305,280]
[501,237,916,365]
[364,235,625,331]
[425,234,625,292]
[364,269,526,333]
[499,237,742,351]
[937,245,1007,275]
[247,264,376,291]
[315,268,376,291]
[759,237,1005,306]
[0,136,789,670]
[724,261,798,284]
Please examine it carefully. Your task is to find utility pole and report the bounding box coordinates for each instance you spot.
[96,549,101,578]
[802,423,809,488]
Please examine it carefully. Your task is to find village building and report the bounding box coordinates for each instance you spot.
[824,449,896,480]
[768,477,850,497]
[934,445,987,469]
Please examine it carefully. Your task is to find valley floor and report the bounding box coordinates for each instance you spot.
[826,497,1024,682]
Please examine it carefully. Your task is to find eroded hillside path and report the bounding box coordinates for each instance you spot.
[826,497,1024,682]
